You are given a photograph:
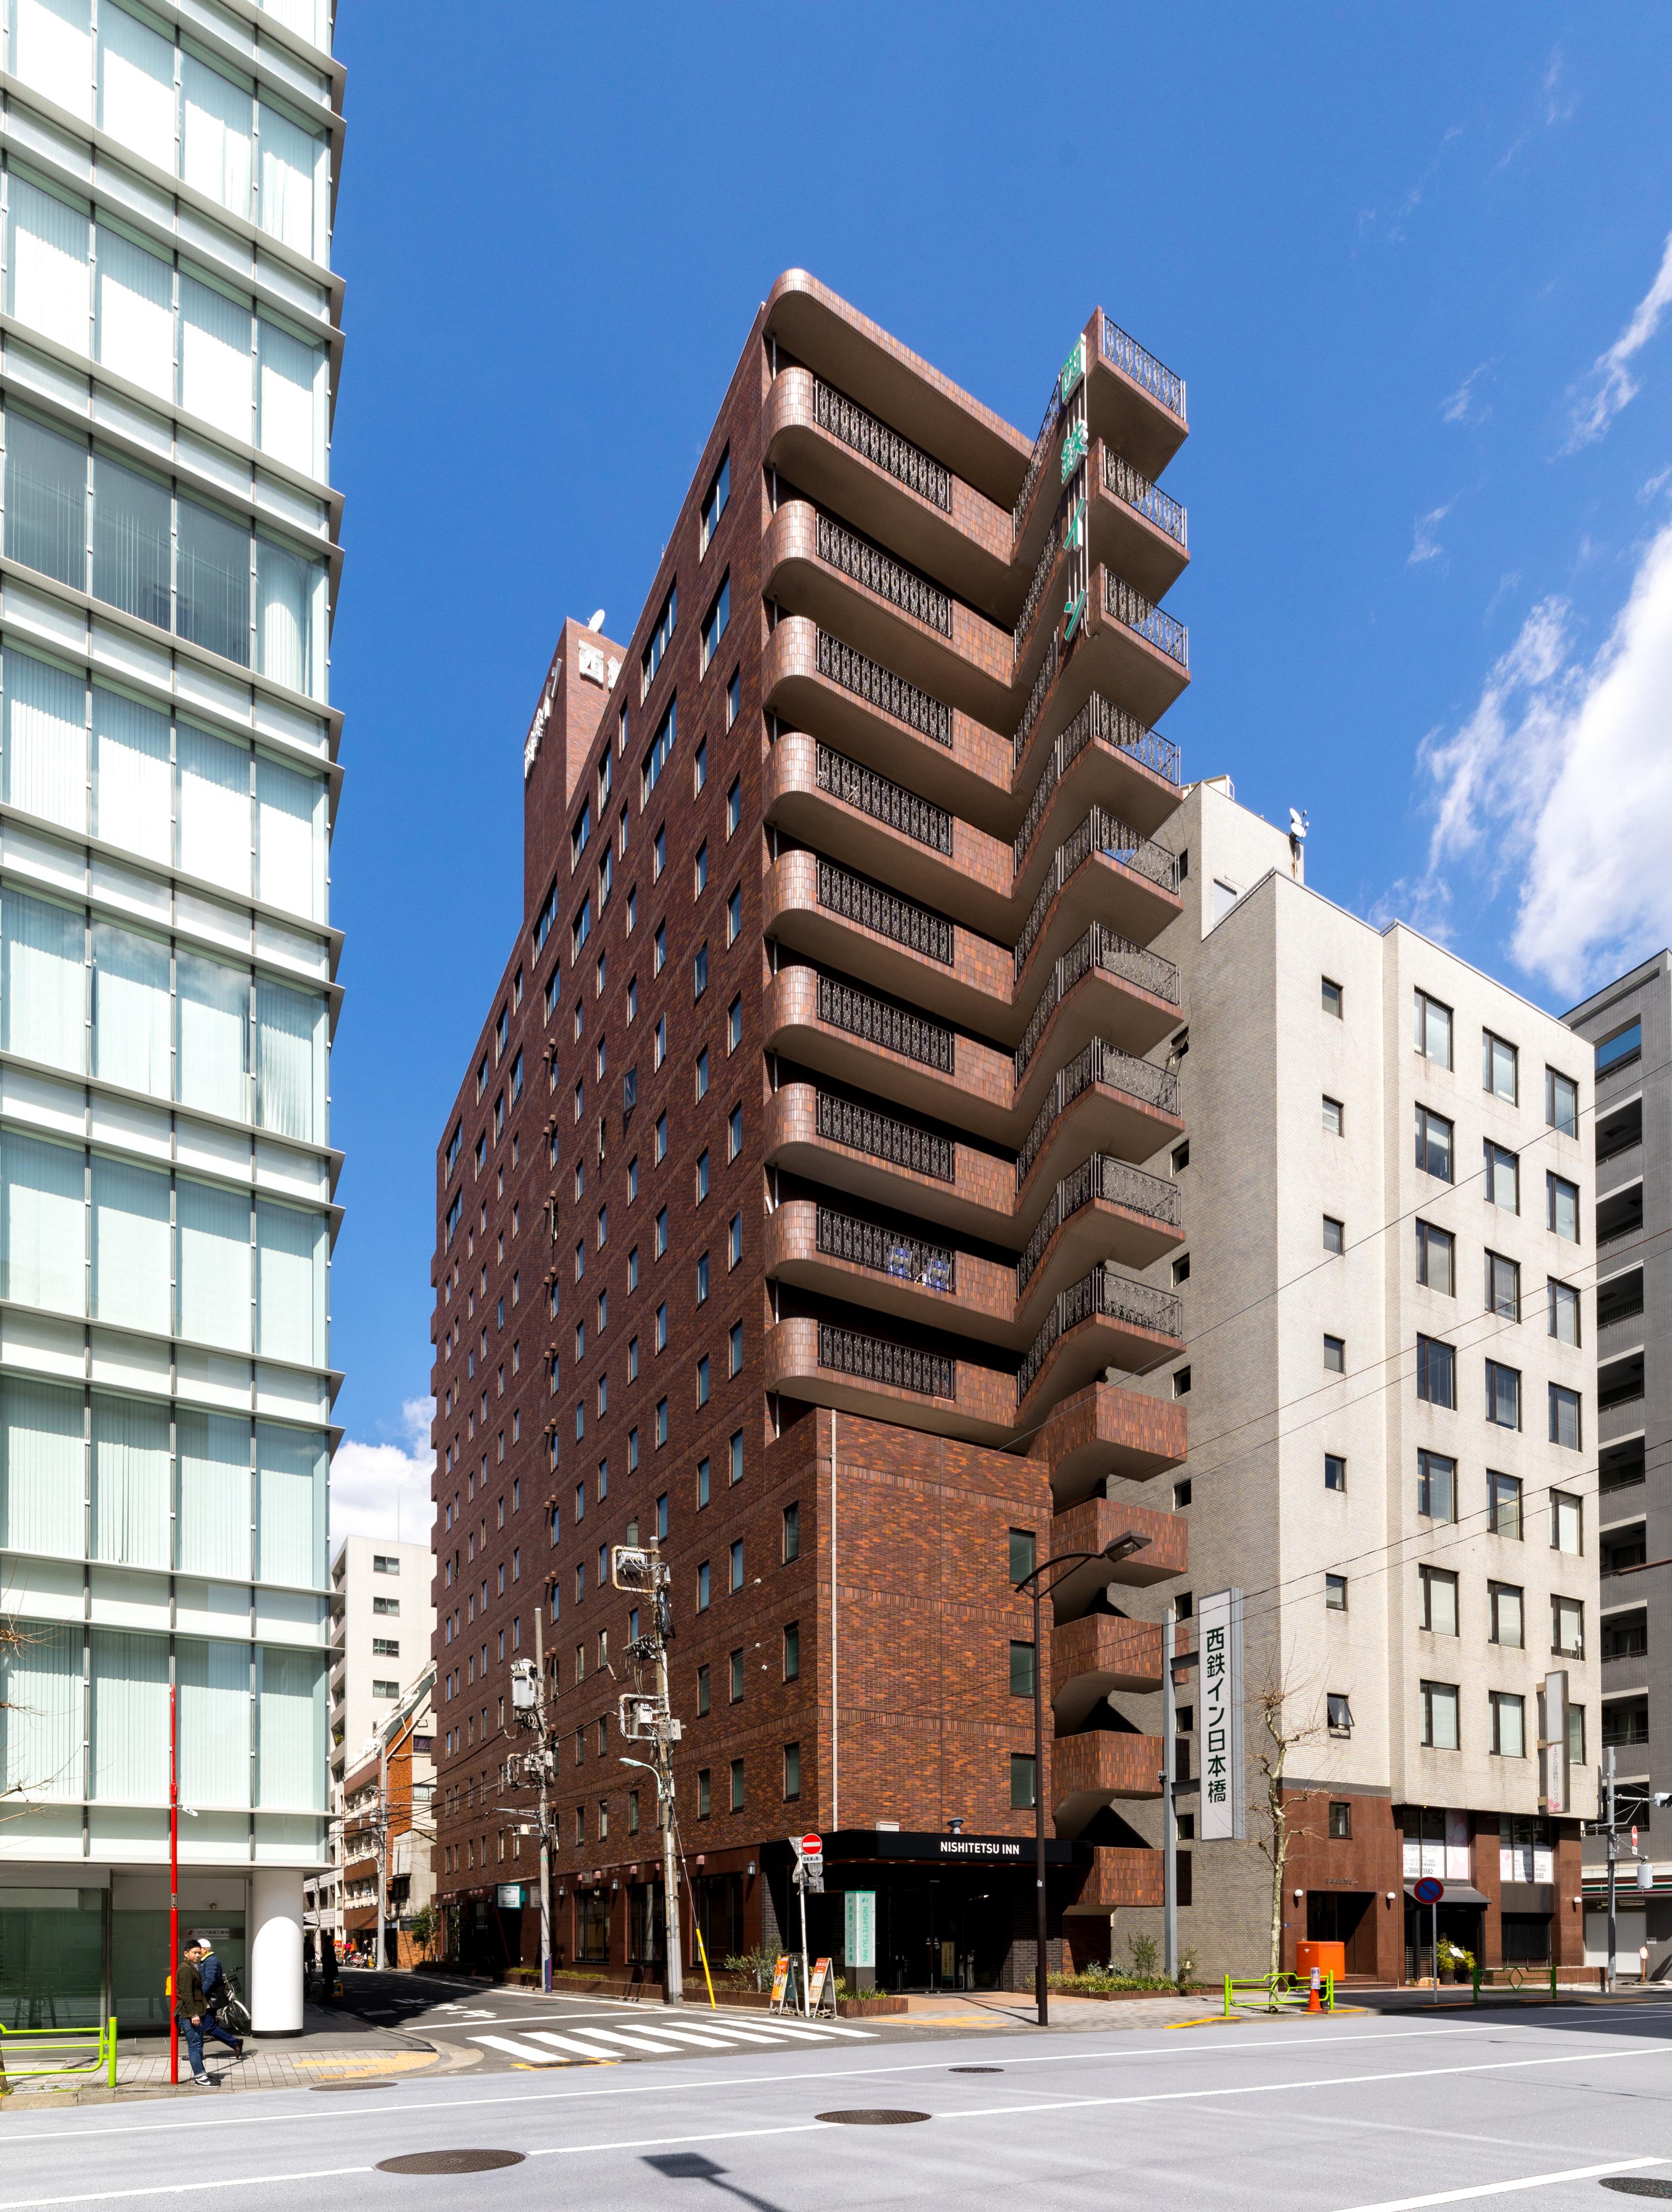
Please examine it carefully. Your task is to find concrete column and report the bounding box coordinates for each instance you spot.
[249,1870,304,2035]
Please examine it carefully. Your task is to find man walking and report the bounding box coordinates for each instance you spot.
[174,1937,243,2086]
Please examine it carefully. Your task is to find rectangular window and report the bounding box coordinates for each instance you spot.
[1321,977,1343,1018]
[1417,1449,1456,1521]
[1416,1335,1456,1408]
[1546,1173,1579,1241]
[1548,1279,1581,1344]
[696,1355,710,1406]
[1009,1641,1036,1697]
[1415,1106,1454,1181]
[1484,1141,1519,1213]
[782,1501,799,1562]
[729,1213,743,1268]
[642,700,676,800]
[1483,1029,1518,1103]
[1421,1680,1460,1750]
[696,1561,710,1610]
[696,1456,710,1508]
[783,1623,800,1681]
[1552,1595,1584,1658]
[728,1538,743,1592]
[1322,1215,1345,1255]
[1414,990,1453,1068]
[641,583,676,696]
[1327,1693,1353,1736]
[1009,1753,1037,1810]
[1324,1453,1346,1493]
[728,1648,744,1702]
[697,1768,711,1819]
[1008,1527,1036,1584]
[1488,1471,1523,1540]
[1325,1573,1347,1611]
[726,671,740,728]
[655,1400,668,1447]
[1485,1250,1519,1320]
[700,451,730,552]
[1550,1490,1582,1554]
[694,945,709,999]
[728,1322,743,1375]
[1549,1383,1581,1451]
[730,1758,744,1812]
[1595,1018,1641,1077]
[1488,1581,1523,1647]
[700,574,730,672]
[1491,1691,1526,1759]
[1420,1565,1458,1635]
[1329,1801,1352,1839]
[783,1742,801,1800]
[1546,1067,1579,1137]
[1416,1221,1455,1294]
[1485,1359,1521,1430]
[1321,1095,1343,1137]
[694,843,709,896]
[1323,1335,1345,1374]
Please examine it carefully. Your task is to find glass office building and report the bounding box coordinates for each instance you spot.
[0,0,341,2033]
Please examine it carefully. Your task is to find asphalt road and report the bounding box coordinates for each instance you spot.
[9,2003,1672,2209]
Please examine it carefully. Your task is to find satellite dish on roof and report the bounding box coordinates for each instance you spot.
[587,608,606,632]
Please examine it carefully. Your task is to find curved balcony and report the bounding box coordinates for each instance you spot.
[764,501,1013,726]
[1053,1729,1166,1828]
[1033,1380,1186,1505]
[1015,924,1181,1072]
[763,367,1014,621]
[1017,1264,1183,1413]
[763,1314,1014,1444]
[764,1084,1185,1262]
[1014,690,1182,852]
[1053,1613,1165,1730]
[1011,808,1181,978]
[766,1199,1181,1361]
[1088,442,1189,604]
[1050,1496,1187,1614]
[1091,312,1188,479]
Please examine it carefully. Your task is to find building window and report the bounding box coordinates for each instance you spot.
[729,1539,744,1592]
[1321,1095,1343,1137]
[728,1104,743,1159]
[1416,1220,1454,1294]
[700,451,730,552]
[783,1622,800,1680]
[726,886,742,944]
[1323,1335,1345,1374]
[1485,1360,1520,1430]
[696,1457,710,1508]
[1483,1142,1519,1213]
[1490,1691,1525,1759]
[1548,1280,1581,1346]
[1324,1454,1346,1494]
[696,1355,710,1406]
[1488,1581,1524,1648]
[730,1430,743,1484]
[729,1214,743,1268]
[696,1562,710,1610]
[1327,1693,1353,1737]
[1172,1140,1190,1172]
[1173,1365,1192,1398]
[1414,989,1453,1068]
[1483,1029,1518,1104]
[1546,1067,1579,1136]
[700,574,730,672]
[783,1743,801,1799]
[1329,1801,1352,1839]
[1488,1471,1523,1540]
[1596,1018,1641,1078]
[1485,1250,1519,1319]
[728,994,742,1051]
[1009,1641,1036,1696]
[696,1151,710,1202]
[1325,1574,1347,1611]
[1416,1335,1456,1408]
[1321,977,1343,1018]
[1549,1383,1582,1451]
[1322,1215,1344,1256]
[1550,1490,1582,1554]
[1415,1105,1454,1182]
[1417,1449,1456,1521]
[696,1663,710,1716]
[728,1322,743,1375]
[1010,1752,1038,1809]
[1421,1680,1460,1750]
[1174,1478,1192,1508]
[1552,1595,1585,1658]
[783,1501,799,1561]
[641,584,676,697]
[694,842,709,896]
[1420,1564,1459,1635]
[730,1758,745,1812]
[1173,1253,1191,1285]
[1546,1173,1580,1241]
[697,1768,711,1818]
[655,1400,668,1447]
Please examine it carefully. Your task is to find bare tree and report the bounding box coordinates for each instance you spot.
[1249,1670,1330,1988]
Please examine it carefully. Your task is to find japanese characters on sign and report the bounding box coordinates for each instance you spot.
[1197,1587,1246,1841]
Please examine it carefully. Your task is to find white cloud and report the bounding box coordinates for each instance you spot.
[330,1396,435,1545]
[1408,502,1454,566]
[1566,229,1672,448]
[1418,518,1672,997]
[1441,363,1493,425]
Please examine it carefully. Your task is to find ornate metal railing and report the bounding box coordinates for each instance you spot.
[816,1206,956,1294]
[1100,314,1187,422]
[812,378,951,512]
[815,1089,955,1182]
[1013,808,1179,977]
[818,1322,955,1400]
[1103,450,1187,549]
[1011,384,1064,543]
[815,973,956,1074]
[1013,517,1061,663]
[815,855,954,964]
[815,630,952,749]
[815,511,952,637]
[815,742,952,855]
[1106,572,1189,668]
[1011,632,1060,764]
[1017,1262,1183,1402]
[1015,1041,1181,1186]
[1014,694,1181,867]
[1017,1152,1183,1292]
[1014,925,1181,1084]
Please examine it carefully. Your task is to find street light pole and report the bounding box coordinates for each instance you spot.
[1015,1532,1152,2030]
[1161,1604,1177,1980]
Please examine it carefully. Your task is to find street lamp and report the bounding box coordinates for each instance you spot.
[1014,1532,1150,2027]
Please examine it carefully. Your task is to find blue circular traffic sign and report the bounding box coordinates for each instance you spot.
[1412,1876,1444,1905]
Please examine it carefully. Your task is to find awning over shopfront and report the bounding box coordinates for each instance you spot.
[1403,1884,1489,1907]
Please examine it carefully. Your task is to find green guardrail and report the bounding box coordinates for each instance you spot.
[0,2016,118,2090]
[1222,1972,1335,2018]
[1471,1961,1559,2002]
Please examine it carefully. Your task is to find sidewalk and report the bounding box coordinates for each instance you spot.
[0,2004,451,2110]
[885,1991,1209,2032]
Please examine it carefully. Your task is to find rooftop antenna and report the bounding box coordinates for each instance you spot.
[1289,807,1309,879]
[587,608,606,632]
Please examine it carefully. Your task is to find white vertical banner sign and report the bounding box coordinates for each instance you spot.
[1542,1668,1569,1816]
[1199,1587,1246,1841]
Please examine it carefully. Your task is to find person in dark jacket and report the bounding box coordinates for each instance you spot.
[175,1938,243,2085]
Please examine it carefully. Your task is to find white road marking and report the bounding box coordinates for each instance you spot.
[1335,2159,1669,2210]
[470,2032,576,2062]
[622,2025,752,2048]
[564,2027,691,2055]
[524,2030,634,2059]
[0,2168,375,2209]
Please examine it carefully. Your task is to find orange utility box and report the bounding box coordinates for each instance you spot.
[1295,1940,1345,1981]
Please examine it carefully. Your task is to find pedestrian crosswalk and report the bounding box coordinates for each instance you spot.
[470,2013,877,2065]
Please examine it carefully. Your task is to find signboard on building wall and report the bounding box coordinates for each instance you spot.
[1198,1587,1246,1841]
[844,1889,876,1970]
[1542,1670,1569,1815]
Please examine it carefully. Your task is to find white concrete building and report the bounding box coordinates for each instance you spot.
[1111,779,1599,1981]
[326,1535,436,1799]
[0,0,342,2036]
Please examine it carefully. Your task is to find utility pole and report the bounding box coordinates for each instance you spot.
[612,1542,684,2005]
[1161,1605,1177,1981]
[1607,1749,1618,1994]
[376,1733,389,1971]
[533,1608,551,1989]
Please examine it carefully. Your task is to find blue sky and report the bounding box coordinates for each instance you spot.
[324,3,1672,1529]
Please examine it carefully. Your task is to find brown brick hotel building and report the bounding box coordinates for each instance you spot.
[430,274,1194,1991]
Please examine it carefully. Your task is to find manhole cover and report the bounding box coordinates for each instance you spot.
[1600,2184,1672,2199]
[950,2067,1002,2074]
[815,2110,931,2126]
[376,2151,527,2176]
[311,2080,396,2092]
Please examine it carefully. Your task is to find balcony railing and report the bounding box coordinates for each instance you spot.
[815,1204,956,1294]
[1013,807,1179,978]
[815,854,954,965]
[815,630,952,749]
[1011,632,1061,763]
[815,972,956,1074]
[812,377,952,512]
[1018,1263,1183,1401]
[1015,693,1181,866]
[1103,449,1187,549]
[815,741,953,855]
[815,511,952,638]
[1012,383,1064,543]
[1013,517,1062,663]
[1100,314,1187,422]
[1105,572,1188,668]
[817,1322,954,1400]
[1017,1150,1183,1290]
[815,1089,955,1183]
[1014,924,1182,1083]
[1016,1042,1183,1188]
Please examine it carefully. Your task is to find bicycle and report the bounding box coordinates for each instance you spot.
[211,1971,252,2040]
